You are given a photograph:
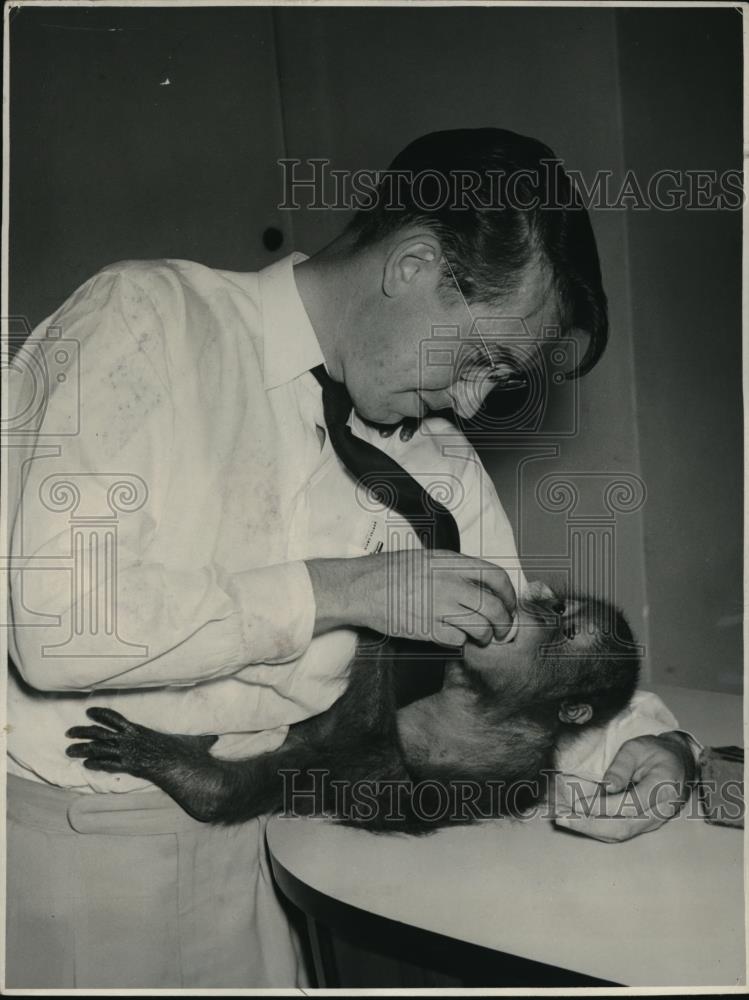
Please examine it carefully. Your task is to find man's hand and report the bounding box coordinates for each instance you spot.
[554,732,696,843]
[307,550,517,647]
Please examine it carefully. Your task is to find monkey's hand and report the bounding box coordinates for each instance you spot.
[66,707,228,823]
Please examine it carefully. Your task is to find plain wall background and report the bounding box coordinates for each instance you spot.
[616,9,743,691]
[9,5,742,692]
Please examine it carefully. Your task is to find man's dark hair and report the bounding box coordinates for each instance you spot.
[347,128,608,378]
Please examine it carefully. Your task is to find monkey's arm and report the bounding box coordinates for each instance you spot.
[65,647,419,828]
[66,707,315,824]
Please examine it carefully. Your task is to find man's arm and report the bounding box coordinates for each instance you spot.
[554,691,698,841]
[9,268,316,691]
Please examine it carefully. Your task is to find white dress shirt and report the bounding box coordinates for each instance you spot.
[7,252,680,792]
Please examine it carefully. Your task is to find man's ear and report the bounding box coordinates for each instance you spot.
[558,701,593,726]
[383,235,442,298]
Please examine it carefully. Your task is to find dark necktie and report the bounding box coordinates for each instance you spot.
[312,365,460,705]
[312,365,460,551]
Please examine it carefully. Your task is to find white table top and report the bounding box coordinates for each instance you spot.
[267,684,745,987]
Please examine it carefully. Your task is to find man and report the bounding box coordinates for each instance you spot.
[6,129,695,988]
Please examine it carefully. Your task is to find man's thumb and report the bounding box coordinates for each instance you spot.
[602,765,630,793]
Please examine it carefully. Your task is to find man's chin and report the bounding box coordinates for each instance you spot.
[354,409,403,431]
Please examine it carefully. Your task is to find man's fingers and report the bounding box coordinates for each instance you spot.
[460,588,508,623]
[433,622,467,649]
[553,774,649,819]
[86,707,135,733]
[454,585,511,640]
[555,814,663,842]
[480,589,513,640]
[450,612,494,646]
[461,561,517,617]
[602,741,647,792]
[603,736,678,792]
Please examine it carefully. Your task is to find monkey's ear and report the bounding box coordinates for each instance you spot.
[558,701,593,726]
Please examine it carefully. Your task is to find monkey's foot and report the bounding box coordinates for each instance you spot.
[66,707,227,822]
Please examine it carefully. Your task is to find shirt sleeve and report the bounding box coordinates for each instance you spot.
[8,267,316,693]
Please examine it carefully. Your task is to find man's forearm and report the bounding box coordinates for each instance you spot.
[306,557,370,635]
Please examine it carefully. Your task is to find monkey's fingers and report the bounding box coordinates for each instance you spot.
[86,707,137,733]
[65,724,119,741]
[66,739,122,762]
[83,759,125,774]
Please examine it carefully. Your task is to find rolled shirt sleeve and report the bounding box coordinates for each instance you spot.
[225,560,316,667]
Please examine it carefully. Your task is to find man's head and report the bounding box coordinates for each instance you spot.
[302,128,608,425]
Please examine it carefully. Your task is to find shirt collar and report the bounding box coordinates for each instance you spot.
[259,251,325,390]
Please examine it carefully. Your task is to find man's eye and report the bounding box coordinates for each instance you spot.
[492,372,530,390]
[486,367,530,390]
[460,363,528,388]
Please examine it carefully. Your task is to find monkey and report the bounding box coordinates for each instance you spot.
[65,587,640,834]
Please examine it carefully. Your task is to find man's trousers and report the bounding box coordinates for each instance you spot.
[6,774,310,988]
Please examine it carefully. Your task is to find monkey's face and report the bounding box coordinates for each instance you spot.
[455,591,605,723]
[459,595,573,683]
[454,589,637,731]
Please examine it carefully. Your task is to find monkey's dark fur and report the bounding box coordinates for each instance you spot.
[67,591,640,834]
